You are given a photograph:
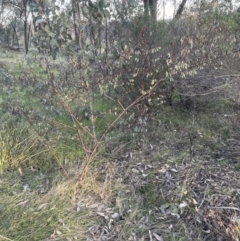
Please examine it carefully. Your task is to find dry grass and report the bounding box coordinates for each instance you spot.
[0,165,118,241]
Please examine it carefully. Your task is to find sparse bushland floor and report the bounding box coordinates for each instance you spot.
[1,51,240,241]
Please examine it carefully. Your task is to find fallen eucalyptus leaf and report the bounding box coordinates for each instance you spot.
[56,230,62,235]
[153,232,163,241]
[38,203,48,210]
[112,212,120,219]
[16,200,29,206]
[179,201,188,208]
[96,212,109,220]
[132,168,140,174]
[88,203,99,208]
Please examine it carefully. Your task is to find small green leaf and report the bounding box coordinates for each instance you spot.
[50,39,58,46]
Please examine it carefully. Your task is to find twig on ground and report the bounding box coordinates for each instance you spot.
[0,234,15,241]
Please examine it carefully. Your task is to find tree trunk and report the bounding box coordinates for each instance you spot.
[175,0,187,19]
[144,0,150,17]
[162,0,165,20]
[72,0,79,47]
[173,0,177,16]
[23,0,28,54]
[143,0,158,21]
[12,17,19,47]
[150,0,157,21]
[27,22,31,49]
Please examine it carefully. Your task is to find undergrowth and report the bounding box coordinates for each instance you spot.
[1,87,240,240]
[1,7,240,239]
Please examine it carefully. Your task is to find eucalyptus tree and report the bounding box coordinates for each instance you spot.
[143,0,158,20]
[175,0,187,18]
[1,0,34,53]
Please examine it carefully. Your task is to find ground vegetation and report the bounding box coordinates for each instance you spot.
[1,0,240,240]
